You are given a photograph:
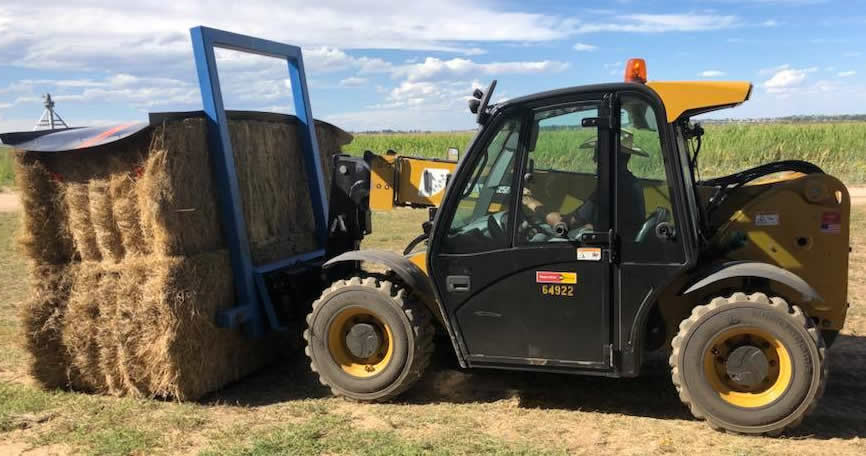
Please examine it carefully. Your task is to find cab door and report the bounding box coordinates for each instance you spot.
[429,95,615,369]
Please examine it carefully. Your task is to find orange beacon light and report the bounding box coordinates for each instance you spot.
[624,58,647,84]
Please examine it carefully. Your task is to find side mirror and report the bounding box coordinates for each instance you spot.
[447,147,459,161]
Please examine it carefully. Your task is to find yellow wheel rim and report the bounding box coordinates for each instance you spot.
[327,307,394,378]
[702,327,793,408]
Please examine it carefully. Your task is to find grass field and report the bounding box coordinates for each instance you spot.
[345,122,866,184]
[0,204,865,455]
[0,146,14,190]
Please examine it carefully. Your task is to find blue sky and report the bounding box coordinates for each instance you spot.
[0,0,865,132]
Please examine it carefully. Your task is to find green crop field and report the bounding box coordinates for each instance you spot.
[345,122,866,184]
[2,122,865,189]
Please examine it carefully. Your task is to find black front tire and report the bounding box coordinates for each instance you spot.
[304,276,434,401]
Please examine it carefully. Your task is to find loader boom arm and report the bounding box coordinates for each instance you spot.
[368,151,458,210]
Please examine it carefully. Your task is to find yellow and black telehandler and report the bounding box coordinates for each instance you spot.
[310,59,850,435]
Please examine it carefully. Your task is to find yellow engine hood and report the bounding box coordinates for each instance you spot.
[646,81,753,123]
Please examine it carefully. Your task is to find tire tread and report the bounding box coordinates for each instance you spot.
[669,292,827,435]
[303,275,434,402]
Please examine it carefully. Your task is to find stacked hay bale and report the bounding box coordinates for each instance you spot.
[16,113,352,400]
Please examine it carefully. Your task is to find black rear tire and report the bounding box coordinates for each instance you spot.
[304,276,434,401]
[670,292,827,435]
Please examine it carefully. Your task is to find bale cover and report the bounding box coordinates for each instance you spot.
[16,113,351,400]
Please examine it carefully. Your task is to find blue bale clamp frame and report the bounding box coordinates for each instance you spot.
[190,26,329,338]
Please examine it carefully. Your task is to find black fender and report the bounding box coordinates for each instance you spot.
[323,249,442,321]
[682,261,823,304]
[625,261,823,377]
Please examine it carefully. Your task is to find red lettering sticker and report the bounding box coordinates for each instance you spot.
[821,211,841,234]
[535,271,577,284]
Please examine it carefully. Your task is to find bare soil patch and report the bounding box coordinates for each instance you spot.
[0,192,18,212]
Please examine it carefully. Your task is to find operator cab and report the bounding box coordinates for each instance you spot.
[429,59,699,369]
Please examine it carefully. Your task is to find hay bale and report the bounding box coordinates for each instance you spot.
[140,117,350,264]
[89,178,125,262]
[16,112,352,400]
[138,120,224,258]
[44,251,269,400]
[61,262,107,392]
[14,157,73,264]
[134,251,271,400]
[19,264,75,389]
[64,182,102,261]
[109,170,149,257]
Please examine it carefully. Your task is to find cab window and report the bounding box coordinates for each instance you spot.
[518,103,602,244]
[618,95,684,263]
[441,115,521,254]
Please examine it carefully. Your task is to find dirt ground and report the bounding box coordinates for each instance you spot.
[0,192,19,212]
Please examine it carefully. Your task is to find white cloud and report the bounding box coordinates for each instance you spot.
[339,76,368,88]
[717,0,827,4]
[389,81,439,101]
[761,19,779,27]
[764,69,806,90]
[463,48,487,56]
[573,42,597,51]
[0,73,199,109]
[374,79,481,114]
[576,14,739,33]
[0,118,46,134]
[325,108,472,131]
[763,66,820,94]
[699,70,726,77]
[759,64,791,75]
[838,71,856,78]
[0,1,580,74]
[397,57,569,82]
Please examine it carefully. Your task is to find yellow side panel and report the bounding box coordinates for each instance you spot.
[646,81,752,122]
[395,157,458,208]
[713,174,850,330]
[408,251,428,274]
[369,153,396,211]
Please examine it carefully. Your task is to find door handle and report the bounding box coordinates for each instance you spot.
[446,275,471,293]
[579,231,610,245]
[580,228,617,263]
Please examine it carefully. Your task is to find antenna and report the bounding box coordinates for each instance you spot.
[33,93,70,131]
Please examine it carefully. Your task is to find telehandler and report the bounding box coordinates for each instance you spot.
[307,59,850,435]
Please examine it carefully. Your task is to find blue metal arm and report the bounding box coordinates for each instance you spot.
[190,26,329,337]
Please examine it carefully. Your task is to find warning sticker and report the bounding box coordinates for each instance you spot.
[821,211,841,234]
[755,213,780,226]
[536,271,577,284]
[418,168,451,198]
[577,247,602,261]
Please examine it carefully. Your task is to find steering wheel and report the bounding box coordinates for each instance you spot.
[487,212,507,241]
[635,207,670,243]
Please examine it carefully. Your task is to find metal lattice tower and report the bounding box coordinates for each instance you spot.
[33,93,70,131]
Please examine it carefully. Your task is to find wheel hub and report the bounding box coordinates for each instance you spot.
[345,323,382,359]
[725,345,769,389]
